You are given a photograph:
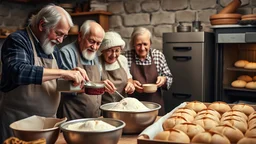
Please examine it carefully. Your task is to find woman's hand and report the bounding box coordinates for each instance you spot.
[133,80,143,93]
[103,79,116,94]
[125,81,135,94]
[156,76,167,88]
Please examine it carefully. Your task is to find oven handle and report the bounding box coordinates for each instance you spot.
[173,56,192,61]
[172,93,192,99]
[173,47,192,51]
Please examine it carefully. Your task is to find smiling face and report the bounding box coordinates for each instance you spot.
[102,46,122,64]
[133,33,151,60]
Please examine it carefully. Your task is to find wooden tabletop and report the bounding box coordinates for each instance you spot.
[56,133,138,144]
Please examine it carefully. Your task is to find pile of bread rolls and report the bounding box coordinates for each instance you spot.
[153,101,256,144]
[234,60,256,69]
[231,75,256,89]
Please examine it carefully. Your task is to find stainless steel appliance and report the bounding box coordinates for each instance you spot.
[212,25,256,103]
[163,32,215,112]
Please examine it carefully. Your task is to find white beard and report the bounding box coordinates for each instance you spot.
[82,48,96,60]
[40,33,59,55]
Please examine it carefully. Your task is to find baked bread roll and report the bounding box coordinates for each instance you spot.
[231,80,247,88]
[245,125,256,137]
[173,122,205,139]
[174,107,197,117]
[193,117,219,131]
[244,62,256,69]
[198,108,221,118]
[234,60,249,68]
[191,131,231,144]
[153,128,190,143]
[249,112,256,121]
[245,81,256,89]
[162,116,188,130]
[221,118,248,133]
[221,115,247,124]
[237,137,256,144]
[171,111,194,122]
[185,101,207,112]
[210,124,244,143]
[194,112,220,122]
[208,101,231,114]
[232,103,255,115]
[222,110,248,121]
[253,76,256,81]
[237,75,253,82]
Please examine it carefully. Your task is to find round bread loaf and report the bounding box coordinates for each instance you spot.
[248,118,256,128]
[245,82,256,89]
[222,110,248,121]
[175,107,197,117]
[232,104,255,115]
[210,124,244,143]
[208,101,231,114]
[237,137,256,144]
[172,111,194,122]
[173,122,205,139]
[162,116,188,130]
[244,62,256,69]
[234,60,249,68]
[198,108,221,118]
[185,101,207,112]
[253,76,256,81]
[194,112,220,122]
[245,125,256,137]
[221,115,247,124]
[221,118,248,133]
[248,112,256,121]
[231,80,247,88]
[237,75,253,82]
[191,131,231,144]
[153,129,190,143]
[193,117,219,131]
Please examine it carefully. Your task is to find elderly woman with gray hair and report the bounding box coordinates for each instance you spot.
[124,27,173,116]
[98,31,135,104]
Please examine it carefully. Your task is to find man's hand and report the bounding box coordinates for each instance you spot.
[156,76,167,88]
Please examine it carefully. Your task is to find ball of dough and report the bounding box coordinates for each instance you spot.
[231,80,247,88]
[234,60,249,68]
[237,75,253,82]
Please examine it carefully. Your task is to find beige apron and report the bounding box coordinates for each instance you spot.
[129,50,165,116]
[57,48,101,120]
[0,27,59,142]
[101,56,128,104]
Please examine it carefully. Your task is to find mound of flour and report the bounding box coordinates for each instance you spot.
[110,97,149,111]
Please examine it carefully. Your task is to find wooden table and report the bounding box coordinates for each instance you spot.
[55,133,138,144]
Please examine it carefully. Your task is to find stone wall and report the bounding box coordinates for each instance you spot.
[107,0,256,50]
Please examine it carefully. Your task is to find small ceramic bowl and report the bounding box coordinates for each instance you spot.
[142,84,157,93]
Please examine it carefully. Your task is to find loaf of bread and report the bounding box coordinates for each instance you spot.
[208,101,231,114]
[253,76,256,81]
[193,117,219,131]
[185,101,207,112]
[174,107,197,117]
[244,62,256,69]
[248,112,256,122]
[221,115,247,124]
[173,122,205,139]
[245,82,256,89]
[191,131,231,144]
[162,116,188,130]
[198,108,221,118]
[171,111,194,122]
[194,112,220,123]
[153,129,190,143]
[221,118,248,133]
[222,110,248,121]
[234,60,249,68]
[237,137,256,144]
[231,80,247,88]
[237,75,253,82]
[232,104,255,115]
[245,125,256,137]
[210,124,244,143]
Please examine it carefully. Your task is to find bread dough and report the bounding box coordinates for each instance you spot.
[67,120,116,131]
[231,80,247,88]
[237,75,252,82]
[234,60,249,68]
[245,82,256,89]
[110,97,149,111]
[244,62,256,69]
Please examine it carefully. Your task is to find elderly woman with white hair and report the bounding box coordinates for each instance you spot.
[98,31,135,104]
[124,27,173,116]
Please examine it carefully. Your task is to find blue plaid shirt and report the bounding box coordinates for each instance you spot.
[0,29,65,92]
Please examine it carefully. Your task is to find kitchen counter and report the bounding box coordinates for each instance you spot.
[56,132,138,144]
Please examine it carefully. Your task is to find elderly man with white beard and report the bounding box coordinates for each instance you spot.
[57,20,116,120]
[0,4,88,142]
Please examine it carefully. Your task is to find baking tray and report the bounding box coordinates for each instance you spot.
[137,102,256,144]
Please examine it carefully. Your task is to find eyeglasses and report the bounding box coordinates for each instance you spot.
[54,30,68,39]
[86,37,102,47]
[105,48,121,54]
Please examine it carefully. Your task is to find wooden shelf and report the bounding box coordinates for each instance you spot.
[70,11,112,17]
[0,36,7,39]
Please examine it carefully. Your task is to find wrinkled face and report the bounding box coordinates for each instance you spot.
[102,46,121,64]
[40,19,70,55]
[133,34,151,60]
[78,31,104,60]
